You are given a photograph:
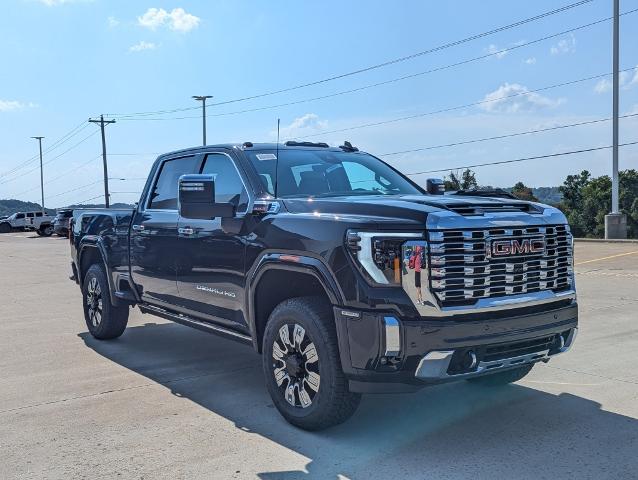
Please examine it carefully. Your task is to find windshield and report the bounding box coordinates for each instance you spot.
[245,149,422,198]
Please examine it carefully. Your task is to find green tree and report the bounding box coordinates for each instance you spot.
[557,169,638,238]
[511,182,538,202]
[558,170,591,237]
[444,169,478,191]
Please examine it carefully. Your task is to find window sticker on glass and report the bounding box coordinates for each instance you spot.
[256,153,277,161]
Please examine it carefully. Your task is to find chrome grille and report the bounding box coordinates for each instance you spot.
[427,225,573,306]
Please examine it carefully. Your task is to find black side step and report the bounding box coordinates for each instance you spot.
[139,304,253,345]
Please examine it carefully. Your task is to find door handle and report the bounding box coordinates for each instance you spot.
[178,227,194,236]
[132,224,145,231]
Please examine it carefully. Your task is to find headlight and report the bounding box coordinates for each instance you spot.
[346,230,423,285]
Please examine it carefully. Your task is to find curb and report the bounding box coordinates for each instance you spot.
[574,238,638,244]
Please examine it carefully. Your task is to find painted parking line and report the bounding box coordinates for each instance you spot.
[575,250,638,266]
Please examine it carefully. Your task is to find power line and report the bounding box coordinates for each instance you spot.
[0,121,90,179]
[106,0,595,119]
[0,129,100,186]
[380,113,638,156]
[72,194,104,205]
[46,179,103,200]
[8,153,103,198]
[405,140,638,176]
[295,67,637,139]
[114,11,636,123]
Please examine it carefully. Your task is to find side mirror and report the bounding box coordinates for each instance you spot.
[178,174,236,220]
[426,178,445,195]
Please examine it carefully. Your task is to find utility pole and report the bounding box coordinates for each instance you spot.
[31,136,45,213]
[88,115,116,208]
[605,0,627,238]
[192,95,212,145]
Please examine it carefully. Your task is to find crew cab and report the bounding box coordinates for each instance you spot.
[69,142,577,430]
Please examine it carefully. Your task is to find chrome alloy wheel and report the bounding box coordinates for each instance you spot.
[272,323,320,408]
[86,276,103,328]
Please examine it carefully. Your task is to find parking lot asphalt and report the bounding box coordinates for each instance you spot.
[0,231,637,479]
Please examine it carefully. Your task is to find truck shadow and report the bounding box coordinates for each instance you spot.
[79,322,638,479]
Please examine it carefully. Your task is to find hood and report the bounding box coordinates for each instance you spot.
[281,194,567,229]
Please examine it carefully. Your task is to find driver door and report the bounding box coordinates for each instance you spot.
[176,152,250,329]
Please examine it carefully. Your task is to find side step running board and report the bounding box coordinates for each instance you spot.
[139,304,253,345]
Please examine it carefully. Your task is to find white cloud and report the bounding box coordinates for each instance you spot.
[107,16,119,27]
[129,41,157,53]
[137,7,200,33]
[479,83,563,113]
[550,34,576,55]
[0,100,35,112]
[594,78,612,93]
[37,0,92,5]
[594,67,638,93]
[279,113,327,138]
[485,44,507,59]
[524,57,537,65]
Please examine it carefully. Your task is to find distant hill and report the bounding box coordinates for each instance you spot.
[0,199,134,217]
[531,187,562,205]
[498,187,562,205]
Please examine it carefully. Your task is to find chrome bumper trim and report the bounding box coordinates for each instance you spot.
[414,327,577,381]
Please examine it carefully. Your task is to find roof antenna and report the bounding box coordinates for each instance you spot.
[274,118,280,199]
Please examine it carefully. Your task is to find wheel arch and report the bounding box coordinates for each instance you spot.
[78,240,120,306]
[247,253,344,353]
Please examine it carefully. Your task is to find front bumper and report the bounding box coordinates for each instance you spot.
[334,302,578,393]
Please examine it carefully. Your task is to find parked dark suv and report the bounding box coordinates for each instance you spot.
[69,142,577,430]
[53,209,74,236]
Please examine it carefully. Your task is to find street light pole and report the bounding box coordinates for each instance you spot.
[31,136,45,213]
[192,95,213,145]
[612,0,620,214]
[605,0,627,238]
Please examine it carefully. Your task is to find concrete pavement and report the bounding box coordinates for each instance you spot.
[1,232,637,479]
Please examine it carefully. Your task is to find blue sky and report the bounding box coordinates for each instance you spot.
[1,0,638,207]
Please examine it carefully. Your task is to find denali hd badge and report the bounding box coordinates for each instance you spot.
[487,236,546,258]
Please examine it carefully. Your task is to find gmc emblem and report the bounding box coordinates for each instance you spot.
[488,237,546,258]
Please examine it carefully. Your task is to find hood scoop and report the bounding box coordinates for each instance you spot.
[444,202,542,216]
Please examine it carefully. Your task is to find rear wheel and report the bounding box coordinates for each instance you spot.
[262,296,361,431]
[467,364,534,386]
[82,264,129,340]
[39,224,53,236]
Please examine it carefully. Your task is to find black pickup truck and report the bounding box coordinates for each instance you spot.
[70,141,577,430]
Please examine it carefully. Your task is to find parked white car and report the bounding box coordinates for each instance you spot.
[0,211,54,236]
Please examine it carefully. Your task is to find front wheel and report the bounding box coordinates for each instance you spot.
[0,223,10,233]
[262,297,361,431]
[82,264,129,340]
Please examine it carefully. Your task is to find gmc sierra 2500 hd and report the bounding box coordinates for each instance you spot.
[70,141,577,430]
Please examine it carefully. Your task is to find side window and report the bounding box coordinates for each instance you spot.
[148,156,199,210]
[26,213,34,218]
[201,154,249,212]
[16,213,25,219]
[36,212,43,217]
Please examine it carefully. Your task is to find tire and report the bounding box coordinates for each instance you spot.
[39,225,53,237]
[467,364,534,386]
[82,264,129,340]
[0,223,11,233]
[262,296,361,431]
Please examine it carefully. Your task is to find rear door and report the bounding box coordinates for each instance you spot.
[130,154,201,307]
[176,152,251,329]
